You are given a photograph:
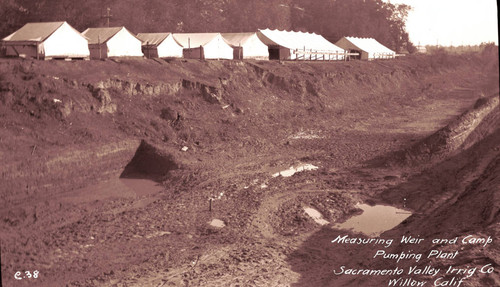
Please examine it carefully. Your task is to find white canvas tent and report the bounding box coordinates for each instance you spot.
[221,33,269,60]
[1,21,89,60]
[136,33,183,58]
[82,27,143,59]
[173,33,233,60]
[335,37,395,60]
[416,45,427,54]
[257,29,344,61]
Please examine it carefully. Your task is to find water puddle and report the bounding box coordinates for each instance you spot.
[272,163,319,177]
[61,178,164,203]
[119,178,164,197]
[289,130,323,139]
[304,207,329,225]
[145,231,172,239]
[334,203,411,237]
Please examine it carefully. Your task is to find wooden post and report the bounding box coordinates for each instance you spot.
[0,243,3,287]
[188,38,190,48]
[36,42,39,60]
[238,42,241,60]
[105,8,112,27]
[98,35,101,60]
[209,198,212,211]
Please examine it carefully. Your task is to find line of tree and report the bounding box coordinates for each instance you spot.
[0,0,415,53]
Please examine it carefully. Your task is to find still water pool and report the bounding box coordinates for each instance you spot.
[335,203,411,237]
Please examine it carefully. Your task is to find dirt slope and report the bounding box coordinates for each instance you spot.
[0,50,498,286]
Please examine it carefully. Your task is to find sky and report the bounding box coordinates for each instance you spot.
[383,0,499,46]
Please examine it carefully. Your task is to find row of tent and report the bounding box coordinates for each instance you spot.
[1,21,396,61]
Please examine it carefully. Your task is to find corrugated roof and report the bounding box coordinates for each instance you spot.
[136,33,171,46]
[258,29,343,52]
[343,37,395,54]
[82,27,123,44]
[2,22,65,42]
[221,33,256,47]
[172,33,220,48]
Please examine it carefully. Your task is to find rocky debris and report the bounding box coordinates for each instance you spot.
[182,79,224,104]
[91,88,116,114]
[209,219,226,228]
[303,207,329,225]
[90,78,182,97]
[160,106,181,123]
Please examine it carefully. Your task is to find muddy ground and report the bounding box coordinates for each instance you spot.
[0,48,499,287]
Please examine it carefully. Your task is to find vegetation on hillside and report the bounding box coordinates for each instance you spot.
[426,42,499,55]
[0,0,414,52]
[291,0,414,52]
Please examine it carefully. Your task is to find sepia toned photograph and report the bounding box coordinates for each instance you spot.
[0,0,498,286]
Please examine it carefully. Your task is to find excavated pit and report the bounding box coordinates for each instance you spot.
[120,140,178,182]
[114,140,179,197]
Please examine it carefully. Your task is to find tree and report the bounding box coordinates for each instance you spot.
[0,0,414,51]
[222,0,292,32]
[383,2,412,52]
[0,0,29,38]
[290,0,414,51]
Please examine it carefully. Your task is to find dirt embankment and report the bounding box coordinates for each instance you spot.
[376,95,499,167]
[0,50,499,286]
[1,53,497,205]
